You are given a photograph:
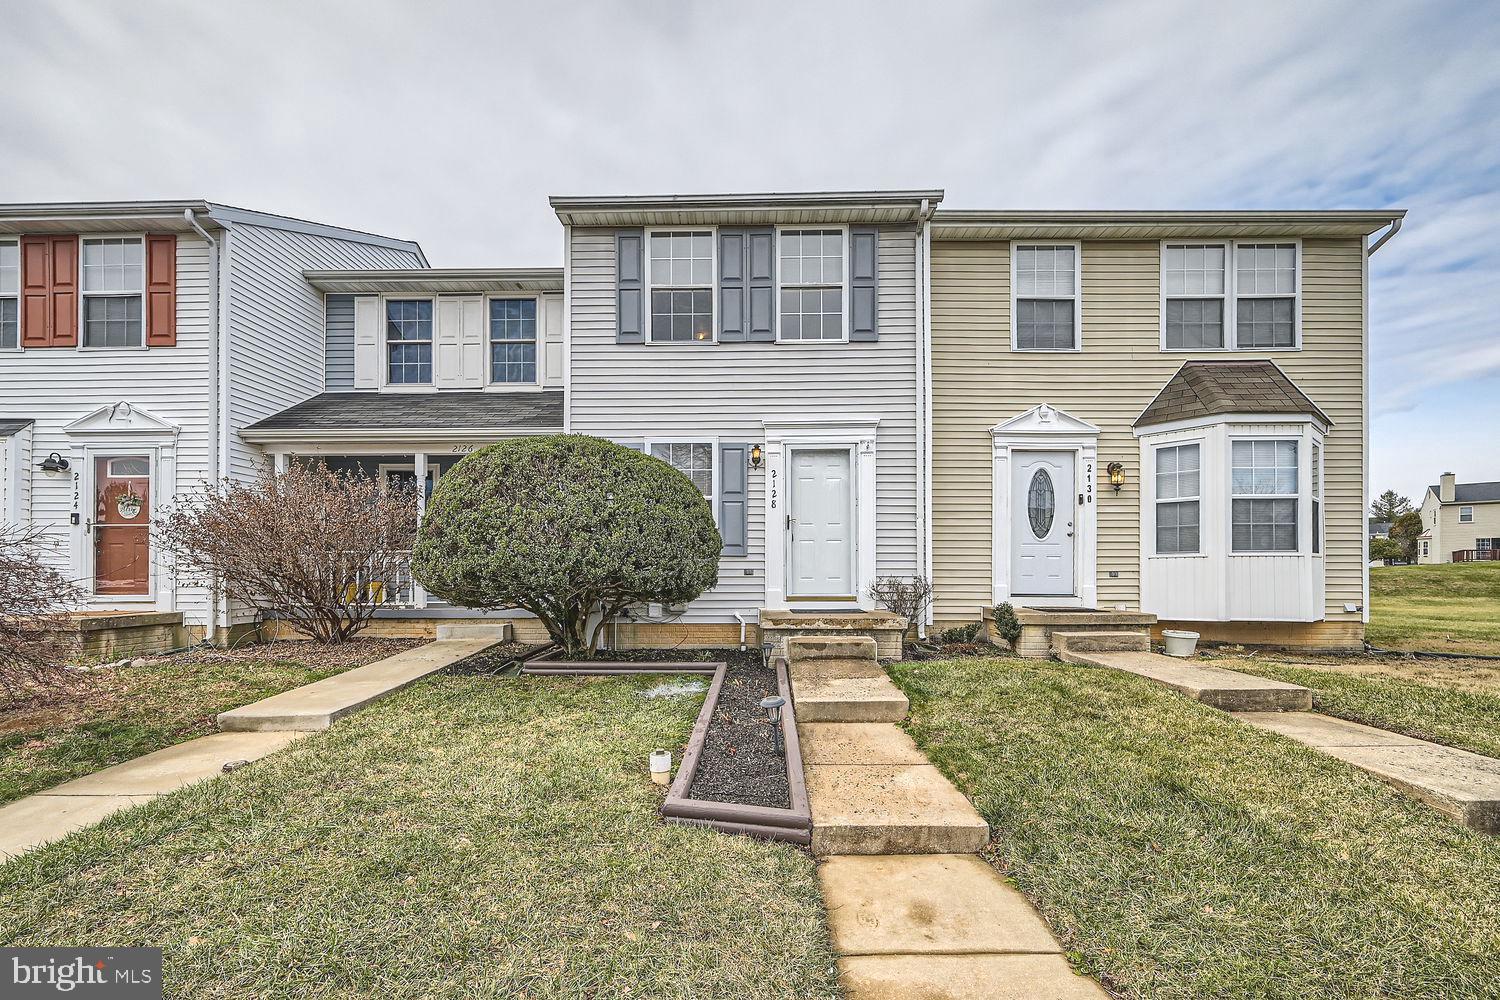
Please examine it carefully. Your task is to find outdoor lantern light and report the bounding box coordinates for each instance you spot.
[649,748,672,785]
[1107,462,1126,493]
[39,452,70,473]
[760,695,787,755]
[750,444,763,468]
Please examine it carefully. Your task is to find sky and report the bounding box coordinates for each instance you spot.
[3,0,1496,505]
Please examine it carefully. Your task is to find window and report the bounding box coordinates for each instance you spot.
[1477,538,1495,555]
[0,240,16,349]
[1311,442,1322,555]
[649,442,715,507]
[386,299,432,384]
[780,229,844,341]
[1422,540,1430,557]
[81,237,144,348]
[489,298,537,384]
[1235,243,1297,348]
[1163,244,1226,349]
[1013,244,1079,350]
[648,231,713,343]
[1155,443,1201,554]
[1232,439,1298,552]
[1460,506,1474,523]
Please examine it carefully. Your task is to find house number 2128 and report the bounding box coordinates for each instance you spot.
[769,468,777,509]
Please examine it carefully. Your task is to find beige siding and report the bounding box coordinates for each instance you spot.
[930,237,1367,625]
[1422,495,1500,562]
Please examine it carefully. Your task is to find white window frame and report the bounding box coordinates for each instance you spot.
[1312,441,1323,555]
[1229,436,1301,555]
[775,225,850,344]
[642,228,717,346]
[1010,241,1082,353]
[1152,440,1204,557]
[485,294,541,387]
[1159,239,1302,352]
[78,234,147,353]
[1459,505,1474,523]
[0,238,18,353]
[645,438,718,512]
[381,296,435,390]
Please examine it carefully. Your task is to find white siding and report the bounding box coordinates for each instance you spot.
[566,227,922,622]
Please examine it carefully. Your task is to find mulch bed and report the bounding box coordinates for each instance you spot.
[445,642,549,676]
[686,649,789,810]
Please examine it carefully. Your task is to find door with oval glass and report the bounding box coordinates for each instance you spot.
[1011,451,1074,596]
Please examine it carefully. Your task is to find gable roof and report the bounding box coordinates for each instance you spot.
[1426,481,1500,505]
[242,391,563,442]
[1134,360,1332,429]
[550,190,943,227]
[0,418,34,436]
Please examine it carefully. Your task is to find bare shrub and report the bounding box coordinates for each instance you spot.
[157,463,418,643]
[867,575,932,633]
[0,523,83,696]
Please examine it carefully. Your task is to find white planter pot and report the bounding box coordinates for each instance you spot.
[1162,629,1200,658]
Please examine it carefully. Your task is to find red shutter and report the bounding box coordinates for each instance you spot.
[145,234,177,347]
[20,236,51,347]
[48,235,79,348]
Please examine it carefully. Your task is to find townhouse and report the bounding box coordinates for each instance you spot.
[1417,473,1500,563]
[0,192,1405,652]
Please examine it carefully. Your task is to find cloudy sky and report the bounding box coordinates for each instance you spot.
[4,0,1496,503]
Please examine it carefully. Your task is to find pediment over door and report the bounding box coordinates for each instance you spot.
[989,403,1100,438]
[64,402,180,438]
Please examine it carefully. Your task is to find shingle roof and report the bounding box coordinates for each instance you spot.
[1134,360,1332,429]
[244,391,563,436]
[1427,481,1500,504]
[1369,520,1392,535]
[0,418,35,436]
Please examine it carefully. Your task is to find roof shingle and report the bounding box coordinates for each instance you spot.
[245,391,562,435]
[1134,361,1331,429]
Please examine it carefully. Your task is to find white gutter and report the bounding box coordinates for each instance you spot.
[916,198,935,634]
[1366,216,1402,256]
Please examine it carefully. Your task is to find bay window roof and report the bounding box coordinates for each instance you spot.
[1134,360,1331,430]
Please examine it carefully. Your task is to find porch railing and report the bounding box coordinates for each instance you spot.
[343,551,417,608]
[1452,548,1499,563]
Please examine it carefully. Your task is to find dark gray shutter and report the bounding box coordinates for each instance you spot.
[719,230,747,342]
[850,226,879,342]
[746,229,776,342]
[718,443,748,556]
[616,229,644,344]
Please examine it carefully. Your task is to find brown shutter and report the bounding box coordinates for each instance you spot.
[48,235,79,348]
[20,236,51,347]
[145,234,177,347]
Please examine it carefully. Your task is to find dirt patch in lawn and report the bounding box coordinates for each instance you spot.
[1213,652,1500,696]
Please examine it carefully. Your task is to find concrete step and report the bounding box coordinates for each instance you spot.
[798,723,930,766]
[788,635,879,662]
[793,674,910,723]
[434,622,513,642]
[1052,630,1150,654]
[1062,649,1312,712]
[789,656,888,681]
[806,763,990,856]
[1235,712,1500,833]
[838,954,1106,1000]
[218,637,497,731]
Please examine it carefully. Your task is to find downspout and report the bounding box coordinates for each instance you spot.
[733,611,751,652]
[915,198,936,638]
[1366,216,1402,257]
[184,209,226,641]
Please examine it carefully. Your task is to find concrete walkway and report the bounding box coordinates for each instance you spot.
[1059,647,1312,711]
[789,637,1106,1000]
[1235,711,1500,833]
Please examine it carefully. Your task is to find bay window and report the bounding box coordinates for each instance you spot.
[1012,244,1079,351]
[1312,442,1322,555]
[489,298,537,384]
[81,237,144,348]
[1154,443,1201,554]
[648,231,713,343]
[0,240,16,349]
[386,299,433,384]
[1232,439,1298,552]
[779,229,845,341]
[1161,241,1299,351]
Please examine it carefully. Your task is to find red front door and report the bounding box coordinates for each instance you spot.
[94,455,151,595]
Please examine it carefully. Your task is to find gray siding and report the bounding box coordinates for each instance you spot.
[567,227,922,622]
[324,294,356,390]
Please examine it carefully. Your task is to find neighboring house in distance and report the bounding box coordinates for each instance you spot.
[1369,519,1391,540]
[1417,472,1500,563]
[0,201,426,642]
[927,210,1404,651]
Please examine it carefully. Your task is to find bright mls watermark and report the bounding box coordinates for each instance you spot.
[4,949,161,998]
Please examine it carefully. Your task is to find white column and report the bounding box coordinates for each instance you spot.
[273,452,288,474]
[412,452,428,610]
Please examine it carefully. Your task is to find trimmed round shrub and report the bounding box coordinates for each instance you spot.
[412,434,722,655]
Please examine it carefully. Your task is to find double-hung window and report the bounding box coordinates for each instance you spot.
[1477,538,1495,556]
[780,229,845,341]
[1232,440,1298,552]
[1162,242,1298,350]
[1163,244,1227,349]
[1460,506,1474,523]
[489,298,537,384]
[649,442,715,507]
[648,232,713,343]
[1012,244,1079,351]
[81,237,144,348]
[0,240,17,349]
[386,299,433,384]
[1154,443,1201,554]
[1311,442,1322,554]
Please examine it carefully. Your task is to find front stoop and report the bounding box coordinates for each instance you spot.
[1053,630,1151,655]
[1235,712,1500,833]
[984,607,1156,659]
[760,610,907,661]
[788,637,910,723]
[1062,648,1313,712]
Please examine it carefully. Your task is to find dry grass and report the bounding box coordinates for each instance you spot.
[1369,562,1500,653]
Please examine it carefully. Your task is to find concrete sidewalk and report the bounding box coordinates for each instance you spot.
[1060,648,1313,711]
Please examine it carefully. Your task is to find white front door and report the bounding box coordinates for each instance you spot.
[788,448,854,599]
[1011,451,1075,596]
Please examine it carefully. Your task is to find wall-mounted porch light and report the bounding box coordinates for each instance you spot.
[1107,462,1126,494]
[39,452,70,473]
[750,444,763,469]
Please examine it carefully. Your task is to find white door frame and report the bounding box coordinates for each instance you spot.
[763,417,879,612]
[990,404,1099,609]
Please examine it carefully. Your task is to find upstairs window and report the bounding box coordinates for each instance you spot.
[81,237,144,348]
[1161,242,1299,350]
[1013,244,1079,351]
[0,240,16,349]
[1460,506,1474,523]
[1163,244,1226,349]
[1155,443,1201,554]
[386,299,433,384]
[648,231,713,342]
[489,298,537,384]
[1232,439,1298,552]
[1236,244,1298,348]
[780,229,845,341]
